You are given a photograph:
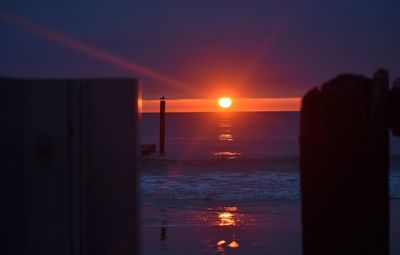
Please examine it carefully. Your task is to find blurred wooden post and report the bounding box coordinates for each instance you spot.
[390,78,400,136]
[300,69,390,255]
[159,96,166,155]
[0,78,141,255]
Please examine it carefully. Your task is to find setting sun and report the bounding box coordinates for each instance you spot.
[218,97,232,109]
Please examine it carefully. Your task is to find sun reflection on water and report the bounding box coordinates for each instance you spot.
[219,133,234,141]
[215,113,241,159]
[212,151,241,159]
[218,118,234,142]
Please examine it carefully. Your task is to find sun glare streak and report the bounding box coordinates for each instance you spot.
[0,10,198,94]
[237,2,301,87]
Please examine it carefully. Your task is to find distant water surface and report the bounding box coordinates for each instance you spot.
[142,112,400,159]
[141,112,400,200]
[141,112,300,160]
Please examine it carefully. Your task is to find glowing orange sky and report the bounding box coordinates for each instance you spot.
[142,97,300,112]
[2,4,399,102]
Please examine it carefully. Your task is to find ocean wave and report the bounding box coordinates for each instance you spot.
[141,154,400,173]
[141,171,301,201]
[390,172,400,199]
[140,155,299,172]
[141,170,400,201]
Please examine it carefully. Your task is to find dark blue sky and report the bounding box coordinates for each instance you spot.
[1,0,399,99]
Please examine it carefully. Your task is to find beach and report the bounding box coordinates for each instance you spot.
[140,112,400,254]
[141,197,400,255]
[140,157,400,255]
[141,199,301,255]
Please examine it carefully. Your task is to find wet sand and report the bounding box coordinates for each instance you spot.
[141,200,400,255]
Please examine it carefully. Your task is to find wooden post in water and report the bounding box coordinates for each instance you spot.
[160,96,166,155]
[300,69,390,255]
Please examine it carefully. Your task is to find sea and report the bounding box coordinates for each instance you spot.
[140,112,400,201]
[139,112,400,255]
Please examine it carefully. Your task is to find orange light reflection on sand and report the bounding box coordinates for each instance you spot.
[216,237,240,252]
[214,207,242,252]
[224,206,238,212]
[217,240,226,246]
[217,207,239,226]
[228,240,240,248]
[218,212,236,226]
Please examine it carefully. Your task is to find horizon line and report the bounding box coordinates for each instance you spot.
[142,97,301,113]
[142,110,299,113]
